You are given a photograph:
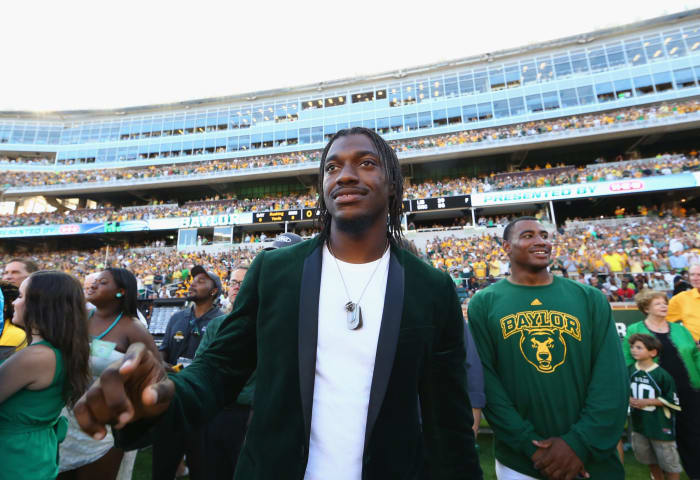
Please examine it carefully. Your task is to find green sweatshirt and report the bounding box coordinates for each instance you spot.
[196,314,255,406]
[468,276,628,479]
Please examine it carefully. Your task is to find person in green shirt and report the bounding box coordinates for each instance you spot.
[469,217,628,479]
[627,333,682,480]
[0,271,91,480]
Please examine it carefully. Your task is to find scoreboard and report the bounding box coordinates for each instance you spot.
[254,208,319,223]
[409,195,471,212]
[251,195,471,224]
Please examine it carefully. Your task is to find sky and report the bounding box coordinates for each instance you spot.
[0,0,698,112]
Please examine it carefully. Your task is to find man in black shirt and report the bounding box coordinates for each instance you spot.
[154,265,223,479]
[159,265,223,367]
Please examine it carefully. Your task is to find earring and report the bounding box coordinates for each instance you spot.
[115,292,123,298]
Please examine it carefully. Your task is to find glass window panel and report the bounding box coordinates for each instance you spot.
[459,72,474,95]
[444,75,459,98]
[542,91,559,110]
[390,116,403,132]
[508,97,525,116]
[653,71,673,92]
[553,55,572,78]
[388,83,402,107]
[488,67,505,91]
[625,40,646,66]
[588,47,607,72]
[505,64,521,88]
[685,27,700,52]
[402,81,417,105]
[570,51,589,74]
[477,102,493,120]
[634,75,655,95]
[311,126,323,143]
[432,109,447,127]
[363,119,376,130]
[526,94,543,113]
[377,117,390,133]
[694,65,700,83]
[493,100,509,118]
[462,104,478,122]
[559,88,578,108]
[404,113,418,131]
[415,81,428,102]
[520,61,537,84]
[430,77,444,99]
[596,82,615,102]
[418,111,432,129]
[606,43,627,68]
[537,56,554,81]
[323,124,336,141]
[447,107,461,125]
[474,71,488,93]
[644,34,665,61]
[614,79,633,99]
[664,31,685,58]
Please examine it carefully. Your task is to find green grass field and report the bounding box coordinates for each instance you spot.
[131,434,690,479]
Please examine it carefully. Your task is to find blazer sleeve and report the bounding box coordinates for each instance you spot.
[115,251,263,448]
[464,321,486,409]
[419,273,482,479]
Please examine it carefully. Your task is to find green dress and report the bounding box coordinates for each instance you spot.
[0,340,68,480]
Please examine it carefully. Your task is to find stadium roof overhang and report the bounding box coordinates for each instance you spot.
[1,9,699,122]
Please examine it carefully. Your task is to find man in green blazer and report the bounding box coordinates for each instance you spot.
[75,127,482,480]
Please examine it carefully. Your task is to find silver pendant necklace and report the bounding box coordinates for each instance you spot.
[328,241,388,330]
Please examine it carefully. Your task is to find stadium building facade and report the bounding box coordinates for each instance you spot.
[0,10,699,169]
[0,10,699,250]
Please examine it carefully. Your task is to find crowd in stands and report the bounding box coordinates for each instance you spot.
[0,156,52,165]
[0,98,698,191]
[427,212,700,302]
[1,150,698,228]
[0,151,321,189]
[1,212,697,305]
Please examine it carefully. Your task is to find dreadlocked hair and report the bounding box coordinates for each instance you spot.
[315,127,404,246]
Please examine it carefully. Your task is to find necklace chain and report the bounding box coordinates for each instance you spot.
[327,240,389,310]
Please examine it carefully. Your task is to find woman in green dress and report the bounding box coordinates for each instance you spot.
[0,271,91,480]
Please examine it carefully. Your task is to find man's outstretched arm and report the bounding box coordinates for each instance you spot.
[75,251,265,446]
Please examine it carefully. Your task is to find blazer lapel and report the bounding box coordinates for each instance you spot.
[364,249,405,450]
[298,242,323,444]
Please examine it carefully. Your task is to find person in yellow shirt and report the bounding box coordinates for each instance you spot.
[603,249,625,273]
[667,264,700,342]
[0,281,27,359]
[473,258,487,279]
[488,257,501,277]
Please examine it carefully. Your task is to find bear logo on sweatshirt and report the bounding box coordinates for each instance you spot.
[500,310,581,374]
[519,328,567,373]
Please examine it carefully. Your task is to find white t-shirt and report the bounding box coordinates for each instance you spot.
[304,245,390,480]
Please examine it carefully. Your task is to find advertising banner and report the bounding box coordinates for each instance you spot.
[471,173,699,207]
[148,212,253,230]
[0,222,104,238]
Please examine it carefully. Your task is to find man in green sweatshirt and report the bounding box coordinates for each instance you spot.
[468,217,628,479]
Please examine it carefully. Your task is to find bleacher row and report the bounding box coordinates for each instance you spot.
[1,151,697,227]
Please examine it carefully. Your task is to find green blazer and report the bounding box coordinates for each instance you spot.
[117,236,481,479]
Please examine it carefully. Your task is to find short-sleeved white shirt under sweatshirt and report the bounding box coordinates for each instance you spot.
[303,244,390,480]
